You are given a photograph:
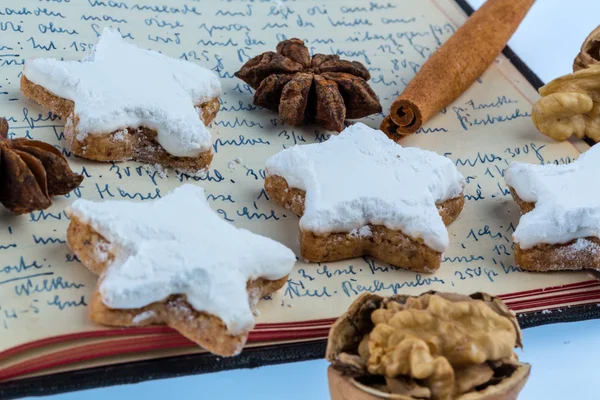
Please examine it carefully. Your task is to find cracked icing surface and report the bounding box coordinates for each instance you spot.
[24,28,221,157]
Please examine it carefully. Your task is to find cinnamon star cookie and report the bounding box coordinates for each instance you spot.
[506,144,600,271]
[66,184,296,356]
[21,28,221,172]
[264,123,466,273]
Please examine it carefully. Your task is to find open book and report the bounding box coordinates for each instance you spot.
[1,0,599,396]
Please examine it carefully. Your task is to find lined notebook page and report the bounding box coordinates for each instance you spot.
[0,0,592,352]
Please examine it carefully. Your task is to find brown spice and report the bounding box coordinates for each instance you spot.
[380,0,535,139]
[0,118,83,215]
[235,38,381,132]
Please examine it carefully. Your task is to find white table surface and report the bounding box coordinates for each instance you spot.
[30,1,600,399]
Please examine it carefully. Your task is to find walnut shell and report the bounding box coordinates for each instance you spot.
[328,364,531,400]
[531,65,600,142]
[574,25,600,71]
[326,292,529,400]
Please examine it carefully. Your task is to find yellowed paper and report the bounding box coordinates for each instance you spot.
[0,0,594,356]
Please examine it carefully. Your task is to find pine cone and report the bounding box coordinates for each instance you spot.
[0,118,83,214]
[235,39,382,132]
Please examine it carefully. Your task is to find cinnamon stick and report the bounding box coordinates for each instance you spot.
[381,0,535,139]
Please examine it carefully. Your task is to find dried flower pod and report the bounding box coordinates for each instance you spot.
[326,292,530,400]
[574,26,600,71]
[235,39,382,132]
[531,65,600,142]
[0,118,83,214]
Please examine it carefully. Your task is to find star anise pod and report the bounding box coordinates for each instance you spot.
[235,38,382,132]
[0,118,83,215]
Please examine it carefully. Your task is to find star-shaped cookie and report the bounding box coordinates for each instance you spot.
[264,123,465,272]
[506,144,600,271]
[66,184,296,356]
[21,28,221,172]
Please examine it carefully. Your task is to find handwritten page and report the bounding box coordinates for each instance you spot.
[0,0,594,354]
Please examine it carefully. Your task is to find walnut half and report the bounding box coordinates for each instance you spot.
[531,65,600,142]
[326,292,530,400]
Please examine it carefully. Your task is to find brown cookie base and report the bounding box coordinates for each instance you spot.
[21,75,219,171]
[509,188,600,271]
[265,175,464,273]
[66,216,288,357]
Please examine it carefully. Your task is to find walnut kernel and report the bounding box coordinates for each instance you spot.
[366,295,517,399]
[326,292,529,400]
[532,65,600,142]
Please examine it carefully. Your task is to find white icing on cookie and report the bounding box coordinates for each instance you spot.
[24,28,221,157]
[132,310,156,325]
[506,144,600,249]
[350,226,372,238]
[265,123,465,252]
[67,184,295,335]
